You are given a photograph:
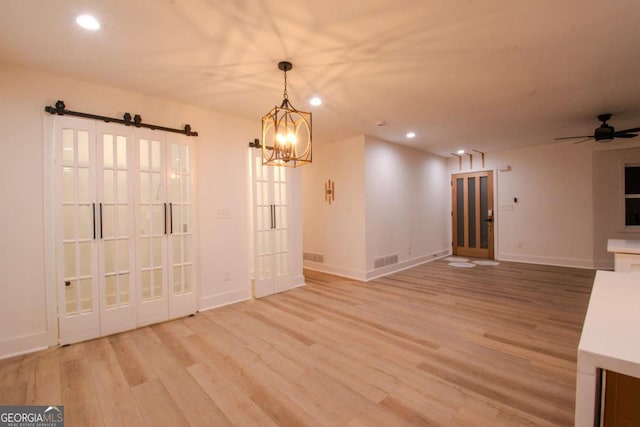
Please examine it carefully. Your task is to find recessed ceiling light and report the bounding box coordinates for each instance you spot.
[457,149,465,154]
[309,96,322,106]
[76,14,101,31]
[406,132,416,139]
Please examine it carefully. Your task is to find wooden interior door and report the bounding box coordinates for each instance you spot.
[452,171,494,259]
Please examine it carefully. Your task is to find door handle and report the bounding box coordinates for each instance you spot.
[164,203,168,234]
[273,205,277,229]
[92,203,96,239]
[270,205,276,229]
[270,205,274,229]
[99,203,103,239]
[484,218,493,223]
[169,203,173,234]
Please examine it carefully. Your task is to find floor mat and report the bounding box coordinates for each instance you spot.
[473,260,500,266]
[448,262,476,268]
[443,257,469,263]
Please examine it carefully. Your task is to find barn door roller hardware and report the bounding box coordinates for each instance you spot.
[44,100,198,137]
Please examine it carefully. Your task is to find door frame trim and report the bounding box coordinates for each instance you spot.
[43,114,59,347]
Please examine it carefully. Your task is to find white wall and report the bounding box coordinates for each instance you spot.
[364,137,450,278]
[0,65,52,357]
[301,135,367,279]
[448,141,595,268]
[287,167,306,287]
[196,109,253,310]
[592,144,640,268]
[301,135,450,280]
[305,133,629,275]
[0,63,264,358]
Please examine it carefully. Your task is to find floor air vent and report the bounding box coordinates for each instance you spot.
[374,254,399,269]
[303,252,324,263]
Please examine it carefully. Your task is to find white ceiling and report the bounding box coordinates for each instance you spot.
[1,0,639,156]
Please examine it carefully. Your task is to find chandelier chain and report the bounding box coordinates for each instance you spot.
[282,69,288,100]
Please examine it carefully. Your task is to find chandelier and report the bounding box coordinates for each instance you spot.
[261,61,312,167]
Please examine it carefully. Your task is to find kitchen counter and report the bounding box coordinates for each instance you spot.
[575,270,640,425]
[607,238,640,272]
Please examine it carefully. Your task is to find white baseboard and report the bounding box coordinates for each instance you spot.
[291,274,306,288]
[302,262,367,281]
[498,252,596,269]
[365,250,451,280]
[0,331,55,360]
[198,288,251,312]
[303,249,451,282]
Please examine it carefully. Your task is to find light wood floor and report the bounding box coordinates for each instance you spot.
[0,259,595,426]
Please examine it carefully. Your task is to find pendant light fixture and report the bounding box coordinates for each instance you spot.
[261,61,312,167]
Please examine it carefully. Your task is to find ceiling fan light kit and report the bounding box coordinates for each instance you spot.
[554,113,640,144]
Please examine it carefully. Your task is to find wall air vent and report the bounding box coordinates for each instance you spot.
[303,252,324,263]
[374,254,399,269]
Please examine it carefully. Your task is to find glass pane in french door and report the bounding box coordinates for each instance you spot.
[273,167,289,277]
[60,128,96,316]
[480,176,489,249]
[274,230,288,276]
[254,156,273,280]
[139,138,166,301]
[169,142,193,295]
[456,178,464,247]
[99,132,132,309]
[468,177,476,248]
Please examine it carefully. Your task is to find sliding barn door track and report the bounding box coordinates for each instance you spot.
[44,100,198,137]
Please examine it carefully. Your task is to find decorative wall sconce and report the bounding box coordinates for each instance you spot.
[464,152,473,169]
[450,152,463,170]
[473,149,485,168]
[324,179,335,205]
[450,149,485,170]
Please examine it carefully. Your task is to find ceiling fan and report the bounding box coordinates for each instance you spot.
[554,114,640,144]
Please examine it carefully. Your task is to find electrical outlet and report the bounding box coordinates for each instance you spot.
[517,241,523,249]
[223,271,231,281]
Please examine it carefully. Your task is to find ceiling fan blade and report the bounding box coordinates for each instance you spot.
[615,127,640,134]
[554,135,593,141]
[614,133,638,139]
[573,138,593,144]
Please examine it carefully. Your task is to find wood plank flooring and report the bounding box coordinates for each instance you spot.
[0,259,596,426]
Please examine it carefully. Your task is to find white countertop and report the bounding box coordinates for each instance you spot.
[575,270,640,425]
[607,238,640,255]
[578,270,640,378]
